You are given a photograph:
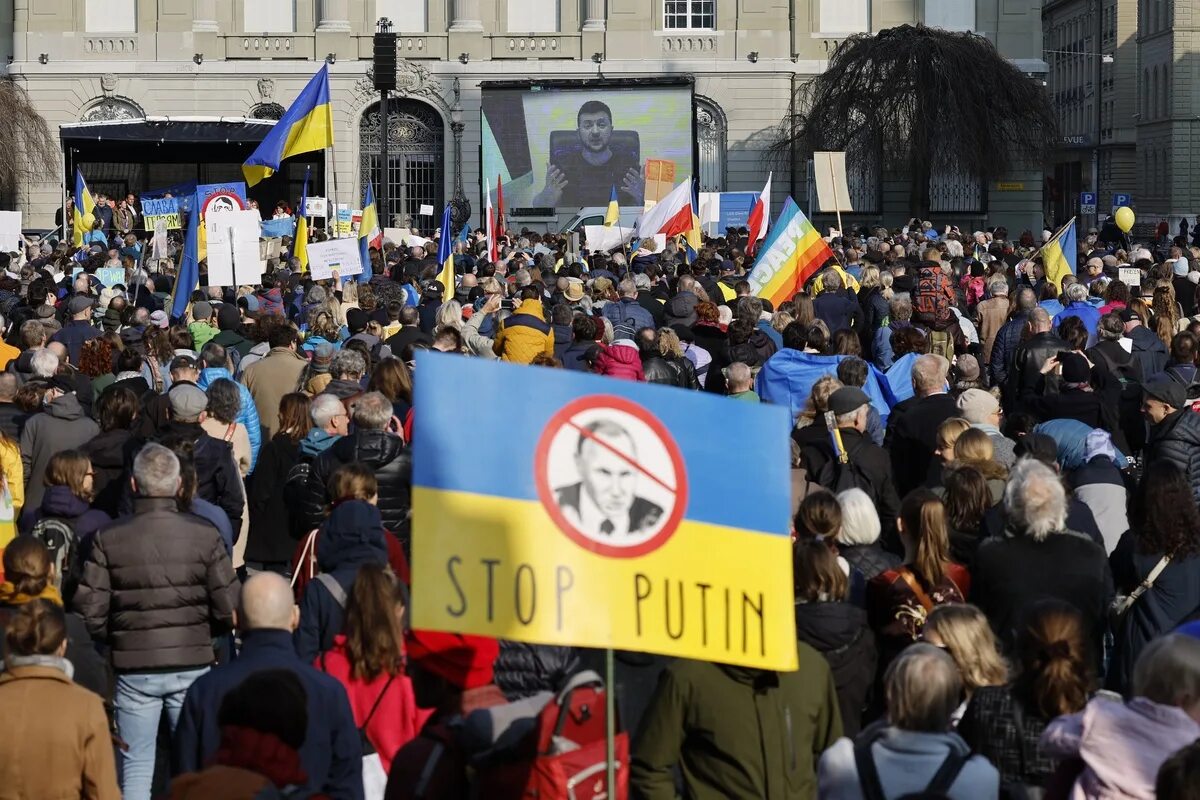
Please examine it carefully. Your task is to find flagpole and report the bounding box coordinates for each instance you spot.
[827,152,844,236]
[328,144,342,239]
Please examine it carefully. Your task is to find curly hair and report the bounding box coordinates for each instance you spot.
[1131,460,1200,559]
[78,337,114,378]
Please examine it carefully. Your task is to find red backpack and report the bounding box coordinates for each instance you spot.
[417,671,628,800]
[913,267,953,328]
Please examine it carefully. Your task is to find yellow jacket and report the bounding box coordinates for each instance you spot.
[492,299,555,365]
[0,440,22,549]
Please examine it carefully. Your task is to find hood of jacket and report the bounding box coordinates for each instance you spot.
[664,292,699,323]
[317,499,389,572]
[794,601,870,653]
[299,428,341,458]
[324,378,363,400]
[595,340,643,379]
[39,484,91,518]
[46,392,86,421]
[513,298,545,320]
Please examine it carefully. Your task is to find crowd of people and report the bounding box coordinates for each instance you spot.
[0,205,1197,800]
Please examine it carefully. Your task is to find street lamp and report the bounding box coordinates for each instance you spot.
[449,77,471,230]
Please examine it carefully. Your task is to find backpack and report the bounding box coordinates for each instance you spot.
[416,671,629,800]
[282,461,312,510]
[29,516,80,596]
[813,437,874,494]
[913,267,953,328]
[1165,364,1200,412]
[854,730,969,800]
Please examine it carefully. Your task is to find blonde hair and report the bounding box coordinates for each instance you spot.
[936,417,971,456]
[953,427,1009,481]
[925,604,1009,693]
[771,311,794,333]
[799,375,843,423]
[657,327,684,359]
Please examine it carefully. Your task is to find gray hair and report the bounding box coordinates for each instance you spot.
[351,391,393,430]
[330,349,366,380]
[30,348,59,378]
[1065,282,1089,303]
[911,354,950,396]
[133,442,181,498]
[514,268,531,287]
[618,278,637,297]
[885,643,963,732]
[725,362,752,389]
[889,295,912,322]
[311,393,345,429]
[1003,458,1067,542]
[199,341,228,371]
[436,300,463,331]
[987,277,1009,297]
[836,488,881,546]
[821,268,842,292]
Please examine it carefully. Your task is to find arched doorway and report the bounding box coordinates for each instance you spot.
[359,99,444,228]
[695,97,727,193]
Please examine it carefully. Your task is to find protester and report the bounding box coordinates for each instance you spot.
[20,375,98,510]
[922,603,1008,724]
[246,392,311,574]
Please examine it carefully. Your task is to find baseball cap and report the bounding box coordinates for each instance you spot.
[169,354,199,373]
[168,383,209,419]
[828,386,870,417]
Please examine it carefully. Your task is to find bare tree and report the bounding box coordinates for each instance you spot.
[770,24,1058,218]
[0,77,57,206]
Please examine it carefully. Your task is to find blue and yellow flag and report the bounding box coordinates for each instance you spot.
[411,352,798,670]
[358,183,381,284]
[685,177,701,264]
[1043,217,1077,291]
[172,189,201,319]
[242,65,333,187]
[604,186,619,227]
[294,167,310,271]
[72,169,96,248]
[436,205,454,295]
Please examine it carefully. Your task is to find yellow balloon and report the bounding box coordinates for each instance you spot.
[1115,206,1135,233]
[81,212,95,230]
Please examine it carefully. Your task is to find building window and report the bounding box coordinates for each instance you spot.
[244,0,295,33]
[377,0,427,33]
[664,0,715,31]
[924,0,974,31]
[817,0,869,35]
[87,0,136,32]
[509,0,558,32]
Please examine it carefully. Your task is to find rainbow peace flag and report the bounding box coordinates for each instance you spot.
[746,197,834,308]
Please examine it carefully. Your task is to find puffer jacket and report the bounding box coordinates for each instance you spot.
[492,299,555,364]
[493,641,581,701]
[299,429,412,546]
[196,366,262,471]
[293,500,389,662]
[594,341,644,381]
[74,496,237,672]
[1145,408,1200,503]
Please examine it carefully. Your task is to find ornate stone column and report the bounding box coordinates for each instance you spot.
[449,0,483,32]
[316,0,351,32]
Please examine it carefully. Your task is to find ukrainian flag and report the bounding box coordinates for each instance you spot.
[242,64,333,187]
[295,167,310,271]
[358,183,381,283]
[172,189,201,319]
[410,352,798,671]
[604,186,619,227]
[436,205,454,295]
[72,169,96,248]
[1043,218,1077,291]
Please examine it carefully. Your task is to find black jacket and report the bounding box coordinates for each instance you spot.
[641,354,676,386]
[800,428,901,537]
[1010,331,1068,406]
[1146,408,1200,503]
[80,428,135,518]
[73,497,237,672]
[0,400,21,439]
[884,392,960,498]
[493,641,581,701]
[839,543,902,582]
[794,601,876,736]
[300,428,413,547]
[1127,324,1168,379]
[143,421,246,532]
[246,432,304,564]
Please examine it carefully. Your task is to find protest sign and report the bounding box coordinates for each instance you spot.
[151,219,169,263]
[1119,267,1140,288]
[305,196,328,217]
[335,205,353,237]
[383,227,408,245]
[0,212,21,253]
[306,237,362,280]
[419,204,434,216]
[411,353,797,670]
[142,197,181,230]
[205,210,263,287]
[260,238,282,261]
[583,224,635,253]
[96,267,126,288]
[260,217,296,239]
[197,182,248,217]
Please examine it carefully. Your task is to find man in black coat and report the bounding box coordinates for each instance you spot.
[1121,308,1169,379]
[800,387,900,537]
[884,354,958,496]
[1143,378,1200,503]
[1009,307,1067,407]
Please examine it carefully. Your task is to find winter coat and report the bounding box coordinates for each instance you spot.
[989,312,1029,386]
[151,420,246,533]
[74,496,237,672]
[1010,331,1069,406]
[493,641,581,700]
[242,346,309,440]
[1107,533,1200,693]
[1069,456,1129,555]
[49,319,101,367]
[602,297,656,334]
[818,722,998,800]
[491,299,555,364]
[300,429,411,545]
[867,564,968,667]
[316,636,430,776]
[246,432,304,564]
[1040,696,1200,800]
[197,366,262,471]
[813,291,859,334]
[884,392,960,498]
[235,340,271,378]
[20,393,99,510]
[210,327,254,359]
[1126,324,1168,380]
[1145,408,1200,503]
[594,341,645,381]
[17,484,111,552]
[970,530,1113,654]
[294,500,389,662]
[664,291,699,327]
[0,659,120,800]
[80,428,133,518]
[959,683,1061,791]
[1055,301,1102,344]
[630,644,843,800]
[794,601,876,737]
[838,543,901,583]
[0,585,111,702]
[173,629,365,800]
[560,339,597,371]
[0,400,22,440]
[974,296,1009,366]
[800,428,901,537]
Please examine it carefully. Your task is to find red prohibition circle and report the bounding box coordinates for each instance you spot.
[534,394,688,559]
[201,192,246,215]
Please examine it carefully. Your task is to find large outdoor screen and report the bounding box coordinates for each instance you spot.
[481,82,694,211]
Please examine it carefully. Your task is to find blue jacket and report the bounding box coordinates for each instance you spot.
[196,366,262,471]
[1054,301,1102,344]
[602,298,656,334]
[294,500,389,662]
[49,320,100,367]
[171,629,364,800]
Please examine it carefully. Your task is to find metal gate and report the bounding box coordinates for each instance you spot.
[359,99,444,229]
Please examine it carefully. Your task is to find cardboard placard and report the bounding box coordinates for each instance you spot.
[0,211,22,254]
[813,151,853,213]
[306,237,363,281]
[1118,267,1141,288]
[419,204,434,216]
[644,160,677,204]
[206,210,264,287]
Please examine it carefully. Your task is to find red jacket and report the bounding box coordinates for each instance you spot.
[594,341,645,381]
[315,637,431,772]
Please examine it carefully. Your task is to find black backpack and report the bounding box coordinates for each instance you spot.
[813,438,873,494]
[854,733,970,800]
[282,461,312,509]
[29,517,80,597]
[1166,364,1200,411]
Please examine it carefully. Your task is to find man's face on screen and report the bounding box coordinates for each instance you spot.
[578,111,613,153]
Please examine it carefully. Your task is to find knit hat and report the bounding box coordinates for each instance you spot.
[216,304,240,332]
[955,388,1000,423]
[149,310,169,329]
[346,308,369,333]
[1059,352,1090,384]
[953,354,980,383]
[1175,258,1190,277]
[405,630,499,690]
[192,300,213,321]
[310,343,334,372]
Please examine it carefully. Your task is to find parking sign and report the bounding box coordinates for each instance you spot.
[1080,192,1097,215]
[1112,193,1131,209]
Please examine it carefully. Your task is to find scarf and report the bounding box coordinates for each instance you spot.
[0,582,62,607]
[3,653,74,679]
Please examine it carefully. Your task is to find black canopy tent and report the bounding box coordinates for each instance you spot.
[59,117,324,213]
